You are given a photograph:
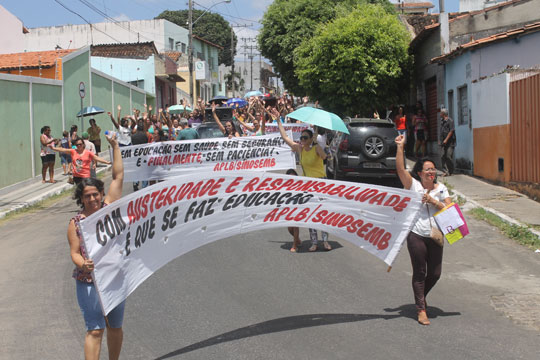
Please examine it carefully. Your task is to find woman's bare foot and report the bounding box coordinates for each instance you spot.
[323,241,332,251]
[308,244,317,252]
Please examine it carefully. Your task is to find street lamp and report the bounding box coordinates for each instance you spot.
[188,0,231,105]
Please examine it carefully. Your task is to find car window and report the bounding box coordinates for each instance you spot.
[349,122,395,129]
[197,126,225,139]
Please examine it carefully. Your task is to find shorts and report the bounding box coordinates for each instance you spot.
[41,154,55,164]
[415,129,425,141]
[60,153,72,165]
[76,280,126,331]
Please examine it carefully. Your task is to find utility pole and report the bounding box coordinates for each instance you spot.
[188,0,194,105]
[241,37,258,91]
[230,24,251,97]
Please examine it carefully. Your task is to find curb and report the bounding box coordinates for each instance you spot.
[450,188,540,240]
[0,166,111,220]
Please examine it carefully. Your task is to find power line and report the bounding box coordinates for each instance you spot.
[53,0,122,43]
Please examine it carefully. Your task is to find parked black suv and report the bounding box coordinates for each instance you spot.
[326,117,399,179]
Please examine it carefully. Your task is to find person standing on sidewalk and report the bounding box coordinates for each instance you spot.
[87,118,101,153]
[67,133,126,360]
[395,134,452,325]
[439,109,456,176]
[39,126,58,183]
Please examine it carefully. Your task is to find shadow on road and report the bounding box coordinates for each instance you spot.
[154,312,401,359]
[275,240,344,253]
[383,304,461,321]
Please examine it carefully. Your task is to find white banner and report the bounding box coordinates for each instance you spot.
[80,172,421,315]
[120,133,296,182]
[244,123,309,142]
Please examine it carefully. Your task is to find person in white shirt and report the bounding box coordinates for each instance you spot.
[108,105,133,146]
[395,134,452,326]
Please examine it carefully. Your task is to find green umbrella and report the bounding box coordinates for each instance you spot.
[287,107,349,134]
[168,104,193,114]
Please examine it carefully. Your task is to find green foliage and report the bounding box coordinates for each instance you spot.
[469,208,540,248]
[225,71,245,91]
[156,10,237,66]
[258,0,395,95]
[294,4,410,116]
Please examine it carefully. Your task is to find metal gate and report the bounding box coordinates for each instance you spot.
[510,73,540,183]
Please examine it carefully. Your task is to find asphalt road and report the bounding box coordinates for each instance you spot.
[1,180,540,359]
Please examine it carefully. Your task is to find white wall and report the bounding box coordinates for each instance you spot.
[471,73,509,129]
[25,20,168,52]
[0,5,25,54]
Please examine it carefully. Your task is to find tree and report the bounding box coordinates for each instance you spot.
[258,0,394,94]
[294,4,410,116]
[156,10,237,66]
[225,71,245,92]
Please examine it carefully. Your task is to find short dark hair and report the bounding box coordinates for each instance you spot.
[73,178,105,208]
[301,129,313,138]
[412,157,437,182]
[286,169,298,176]
[41,126,50,134]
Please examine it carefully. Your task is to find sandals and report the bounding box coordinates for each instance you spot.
[323,241,332,251]
[308,244,317,252]
[417,310,430,325]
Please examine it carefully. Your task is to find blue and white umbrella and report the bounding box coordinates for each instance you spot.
[244,90,263,98]
[226,98,248,108]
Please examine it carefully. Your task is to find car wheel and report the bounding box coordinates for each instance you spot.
[362,135,387,160]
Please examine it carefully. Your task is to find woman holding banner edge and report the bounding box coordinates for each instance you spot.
[67,133,125,360]
[276,111,331,252]
[395,134,451,325]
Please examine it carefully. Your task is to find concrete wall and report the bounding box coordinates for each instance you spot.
[451,0,540,48]
[0,74,63,188]
[473,125,511,182]
[472,73,509,128]
[445,52,473,171]
[470,31,540,80]
[0,48,148,189]
[91,56,156,95]
[471,73,510,182]
[0,5,25,54]
[25,20,167,52]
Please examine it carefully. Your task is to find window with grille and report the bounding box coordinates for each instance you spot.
[457,85,468,125]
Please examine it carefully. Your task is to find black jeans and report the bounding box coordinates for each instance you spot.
[441,145,455,175]
[407,232,443,311]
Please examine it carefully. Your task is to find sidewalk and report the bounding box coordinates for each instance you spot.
[1,162,539,239]
[0,164,110,219]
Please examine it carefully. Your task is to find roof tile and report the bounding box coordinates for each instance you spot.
[0,49,75,70]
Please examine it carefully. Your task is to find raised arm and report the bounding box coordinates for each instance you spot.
[109,109,120,129]
[51,145,72,155]
[104,134,123,204]
[211,103,226,135]
[236,116,254,132]
[277,115,300,152]
[395,135,412,189]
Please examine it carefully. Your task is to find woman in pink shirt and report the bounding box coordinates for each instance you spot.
[53,137,111,185]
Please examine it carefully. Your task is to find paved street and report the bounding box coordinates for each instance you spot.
[1,180,539,360]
